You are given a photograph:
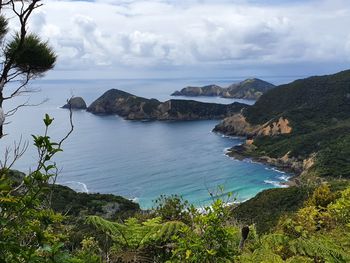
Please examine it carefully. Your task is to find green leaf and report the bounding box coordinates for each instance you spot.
[43,114,54,126]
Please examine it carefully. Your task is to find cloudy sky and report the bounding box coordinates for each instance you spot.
[15,0,350,79]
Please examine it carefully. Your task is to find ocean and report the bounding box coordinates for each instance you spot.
[1,77,297,208]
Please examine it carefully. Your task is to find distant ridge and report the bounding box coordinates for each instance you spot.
[171,78,275,100]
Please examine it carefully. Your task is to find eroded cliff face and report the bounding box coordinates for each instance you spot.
[258,117,292,136]
[213,114,292,137]
[258,152,316,179]
[258,152,303,175]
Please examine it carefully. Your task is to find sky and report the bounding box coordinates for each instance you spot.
[8,0,350,79]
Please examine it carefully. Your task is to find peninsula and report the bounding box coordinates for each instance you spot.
[171,78,275,100]
[87,89,248,120]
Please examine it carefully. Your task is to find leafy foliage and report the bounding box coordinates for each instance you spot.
[237,186,350,263]
[87,215,185,262]
[6,34,56,75]
[171,199,242,263]
[69,237,103,263]
[0,115,68,262]
[152,194,193,224]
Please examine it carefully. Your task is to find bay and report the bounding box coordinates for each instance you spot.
[1,77,294,208]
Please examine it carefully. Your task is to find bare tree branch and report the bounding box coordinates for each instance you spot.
[0,135,28,169]
[0,0,51,137]
[5,97,48,117]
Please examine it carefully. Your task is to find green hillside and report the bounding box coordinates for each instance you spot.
[245,70,350,128]
[218,70,350,178]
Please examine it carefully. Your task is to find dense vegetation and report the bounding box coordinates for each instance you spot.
[245,70,350,126]
[236,70,350,178]
[3,144,350,262]
[50,184,139,218]
[1,1,350,262]
[232,187,310,234]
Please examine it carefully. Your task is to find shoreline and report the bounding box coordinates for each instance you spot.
[225,144,301,187]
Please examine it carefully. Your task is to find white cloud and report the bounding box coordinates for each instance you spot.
[13,0,350,78]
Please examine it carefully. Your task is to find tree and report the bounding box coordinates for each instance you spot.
[0,114,73,262]
[0,0,56,138]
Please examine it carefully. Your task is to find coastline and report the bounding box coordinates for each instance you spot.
[225,144,301,187]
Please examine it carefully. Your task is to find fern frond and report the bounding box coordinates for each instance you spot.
[152,221,185,242]
[260,233,290,250]
[285,256,313,263]
[86,215,126,235]
[87,215,185,251]
[246,247,284,263]
[86,215,128,246]
[289,236,350,263]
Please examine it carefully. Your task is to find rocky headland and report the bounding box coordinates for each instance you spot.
[171,78,275,100]
[87,89,248,120]
[213,70,350,181]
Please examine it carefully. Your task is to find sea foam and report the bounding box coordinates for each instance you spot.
[62,181,89,193]
[264,180,288,188]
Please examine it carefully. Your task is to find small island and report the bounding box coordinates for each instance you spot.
[62,96,87,110]
[171,78,275,100]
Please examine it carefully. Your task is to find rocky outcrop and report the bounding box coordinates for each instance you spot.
[62,97,87,110]
[214,113,298,175]
[171,78,275,100]
[213,114,254,136]
[213,114,292,137]
[226,145,306,176]
[87,89,248,121]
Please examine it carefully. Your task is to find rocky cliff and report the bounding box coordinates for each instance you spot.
[171,78,275,100]
[213,114,292,137]
[214,69,350,179]
[87,89,248,120]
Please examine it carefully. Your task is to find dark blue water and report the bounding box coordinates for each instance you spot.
[1,78,292,208]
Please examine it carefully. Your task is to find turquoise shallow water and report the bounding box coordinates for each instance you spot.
[1,78,293,208]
